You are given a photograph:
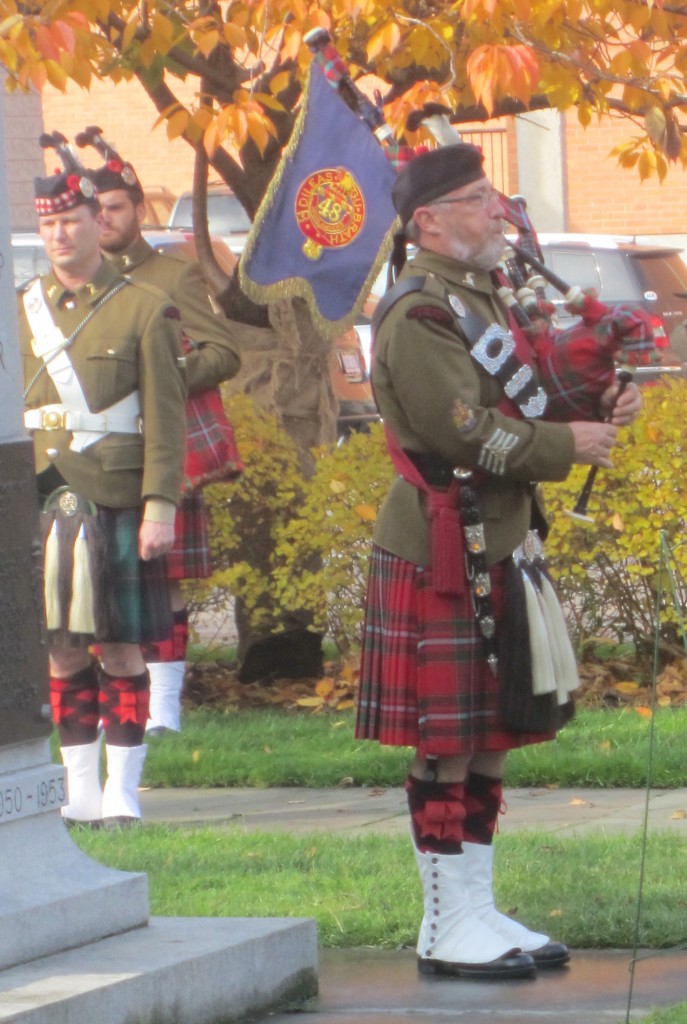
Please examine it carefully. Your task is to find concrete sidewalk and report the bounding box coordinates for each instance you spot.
[139,783,687,837]
[136,784,687,1023]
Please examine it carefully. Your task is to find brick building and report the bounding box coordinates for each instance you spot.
[9,76,687,239]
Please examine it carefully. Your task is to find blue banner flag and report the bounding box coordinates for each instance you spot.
[239,62,399,338]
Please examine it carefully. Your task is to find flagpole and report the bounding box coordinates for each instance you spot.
[303,29,413,169]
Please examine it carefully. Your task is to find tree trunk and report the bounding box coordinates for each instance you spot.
[223,297,337,679]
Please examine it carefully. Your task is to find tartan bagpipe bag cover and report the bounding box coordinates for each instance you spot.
[182,386,244,494]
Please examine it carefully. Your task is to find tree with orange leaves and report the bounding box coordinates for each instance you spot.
[5,0,686,676]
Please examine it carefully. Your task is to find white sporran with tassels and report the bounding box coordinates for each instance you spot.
[513,531,578,707]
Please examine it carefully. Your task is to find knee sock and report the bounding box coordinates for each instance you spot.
[143,609,189,664]
[463,772,503,845]
[98,669,150,746]
[51,664,100,745]
[405,774,465,854]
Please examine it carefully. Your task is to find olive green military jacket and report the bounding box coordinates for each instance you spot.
[372,249,577,568]
[109,237,240,393]
[20,259,187,509]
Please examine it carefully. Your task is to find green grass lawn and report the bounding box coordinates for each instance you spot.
[63,705,687,1023]
[118,705,687,789]
[72,826,687,952]
[638,1005,687,1024]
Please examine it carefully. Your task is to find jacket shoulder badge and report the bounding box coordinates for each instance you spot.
[404,272,455,327]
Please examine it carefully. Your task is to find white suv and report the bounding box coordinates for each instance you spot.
[167,184,252,255]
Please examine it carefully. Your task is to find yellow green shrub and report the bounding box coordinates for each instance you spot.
[185,394,393,655]
[184,393,309,641]
[271,421,394,654]
[544,376,687,661]
[189,380,687,666]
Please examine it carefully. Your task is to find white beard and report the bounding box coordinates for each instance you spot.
[447,234,505,271]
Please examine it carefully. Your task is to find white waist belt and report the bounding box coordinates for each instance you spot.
[24,403,142,435]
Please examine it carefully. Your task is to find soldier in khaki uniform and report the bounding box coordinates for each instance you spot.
[79,130,242,735]
[20,145,186,826]
[355,144,642,980]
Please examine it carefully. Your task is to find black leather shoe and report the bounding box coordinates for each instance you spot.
[418,950,537,980]
[528,942,570,968]
[64,818,104,830]
[103,816,142,829]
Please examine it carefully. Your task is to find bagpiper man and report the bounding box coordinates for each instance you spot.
[355,143,642,979]
[78,127,242,735]
[20,134,187,826]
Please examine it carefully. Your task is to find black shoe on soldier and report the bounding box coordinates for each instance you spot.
[528,942,570,968]
[418,950,536,980]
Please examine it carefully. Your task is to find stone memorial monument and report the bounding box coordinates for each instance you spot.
[0,110,316,1022]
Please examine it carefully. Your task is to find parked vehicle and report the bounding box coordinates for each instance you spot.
[534,234,687,379]
[141,185,177,227]
[12,232,51,288]
[11,228,236,290]
[167,183,252,255]
[361,235,687,383]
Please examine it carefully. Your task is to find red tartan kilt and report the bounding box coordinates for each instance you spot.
[166,492,211,581]
[183,389,243,495]
[355,546,551,758]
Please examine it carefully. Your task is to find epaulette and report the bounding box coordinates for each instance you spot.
[372,272,450,334]
[151,246,187,265]
[120,275,170,303]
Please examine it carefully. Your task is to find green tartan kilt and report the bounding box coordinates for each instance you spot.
[42,500,172,648]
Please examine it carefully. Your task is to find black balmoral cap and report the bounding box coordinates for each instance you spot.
[392,143,485,225]
[89,159,143,199]
[34,170,98,216]
[76,125,144,199]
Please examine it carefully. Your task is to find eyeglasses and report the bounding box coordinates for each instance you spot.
[430,188,500,210]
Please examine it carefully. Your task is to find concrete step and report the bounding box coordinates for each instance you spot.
[0,917,317,1024]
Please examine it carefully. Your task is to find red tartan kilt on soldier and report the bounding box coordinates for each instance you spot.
[166,491,211,581]
[168,386,243,582]
[355,545,551,757]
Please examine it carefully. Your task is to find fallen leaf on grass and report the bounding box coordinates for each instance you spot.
[671,809,687,820]
[613,681,640,694]
[316,678,335,698]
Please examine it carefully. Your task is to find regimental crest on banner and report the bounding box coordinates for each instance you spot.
[239,62,399,339]
[296,168,366,260]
